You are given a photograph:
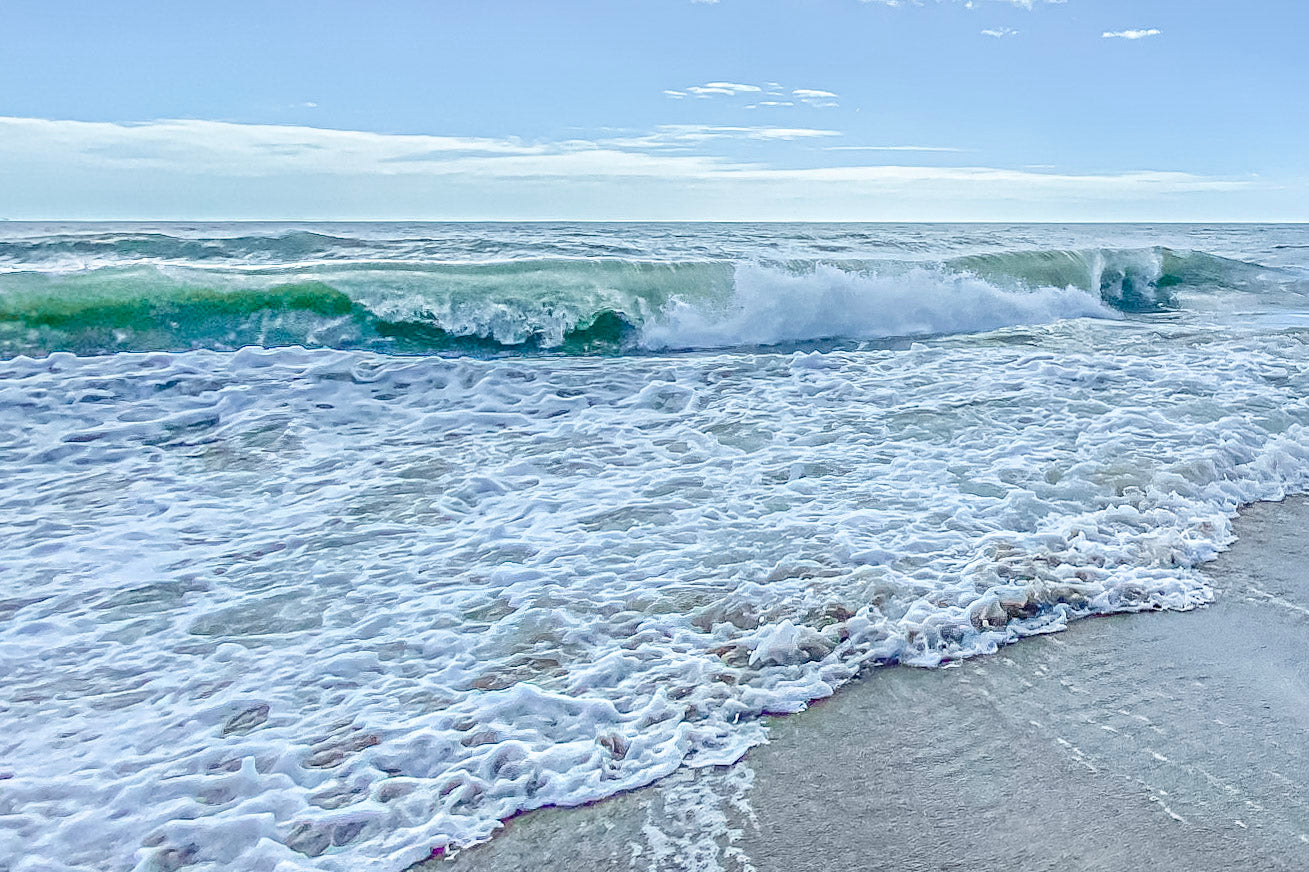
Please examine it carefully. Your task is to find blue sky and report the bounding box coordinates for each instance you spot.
[1,0,1305,220]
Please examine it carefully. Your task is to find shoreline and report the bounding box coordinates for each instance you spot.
[425,498,1309,871]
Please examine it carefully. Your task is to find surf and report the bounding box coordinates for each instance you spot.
[0,247,1287,359]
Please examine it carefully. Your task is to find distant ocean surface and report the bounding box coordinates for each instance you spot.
[5,223,1309,871]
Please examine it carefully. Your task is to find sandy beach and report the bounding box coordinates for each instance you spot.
[427,498,1309,872]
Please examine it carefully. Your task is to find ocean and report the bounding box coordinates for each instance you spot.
[3,222,1309,871]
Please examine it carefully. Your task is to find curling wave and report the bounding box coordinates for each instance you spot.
[0,247,1283,358]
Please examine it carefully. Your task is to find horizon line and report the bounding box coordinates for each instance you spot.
[4,218,1308,225]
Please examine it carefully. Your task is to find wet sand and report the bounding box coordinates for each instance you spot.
[421,498,1309,872]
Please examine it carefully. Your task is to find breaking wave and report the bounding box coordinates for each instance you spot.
[0,247,1283,358]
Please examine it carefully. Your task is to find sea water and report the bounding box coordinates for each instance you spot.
[3,223,1309,871]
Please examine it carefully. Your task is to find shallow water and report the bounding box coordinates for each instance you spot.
[442,501,1309,872]
[3,224,1309,871]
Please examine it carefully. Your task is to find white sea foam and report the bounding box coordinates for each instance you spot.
[639,263,1117,349]
[5,312,1309,870]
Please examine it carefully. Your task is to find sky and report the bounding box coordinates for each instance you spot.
[0,0,1306,221]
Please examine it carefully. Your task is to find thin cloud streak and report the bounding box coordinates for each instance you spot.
[666,81,839,107]
[1103,28,1161,40]
[685,82,762,97]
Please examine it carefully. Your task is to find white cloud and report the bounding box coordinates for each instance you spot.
[981,27,1018,37]
[685,82,762,98]
[668,81,837,107]
[0,116,556,175]
[0,117,847,178]
[1102,28,1161,40]
[792,88,840,107]
[604,124,840,149]
[0,116,1267,220]
[673,125,838,141]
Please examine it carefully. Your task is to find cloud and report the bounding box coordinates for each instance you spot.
[604,124,840,149]
[685,82,762,98]
[1102,28,1161,40]
[667,81,838,108]
[0,117,557,174]
[792,88,840,108]
[0,115,1264,220]
[664,125,838,141]
[0,116,1235,190]
[0,117,846,177]
[981,27,1018,38]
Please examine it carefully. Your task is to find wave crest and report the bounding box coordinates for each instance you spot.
[948,246,1271,312]
[0,248,1281,358]
[638,263,1115,350]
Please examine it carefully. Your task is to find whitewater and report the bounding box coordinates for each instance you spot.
[3,223,1309,871]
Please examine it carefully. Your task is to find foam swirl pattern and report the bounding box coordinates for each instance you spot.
[3,224,1309,871]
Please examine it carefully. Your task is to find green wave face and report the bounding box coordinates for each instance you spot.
[946,247,1276,313]
[0,261,734,358]
[0,248,1289,359]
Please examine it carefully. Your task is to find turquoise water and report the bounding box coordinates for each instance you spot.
[1,223,1304,357]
